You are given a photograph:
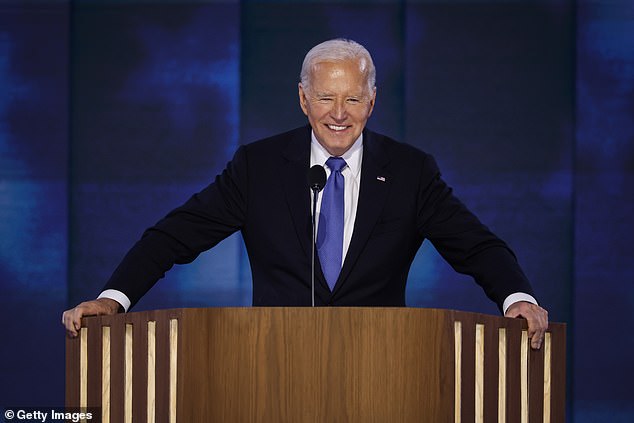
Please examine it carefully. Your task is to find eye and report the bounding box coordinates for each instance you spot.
[317,97,333,103]
[346,97,361,104]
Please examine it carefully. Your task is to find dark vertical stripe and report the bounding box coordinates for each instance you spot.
[506,322,522,422]
[109,317,125,423]
[131,314,148,423]
[86,319,103,409]
[154,312,171,423]
[460,316,475,422]
[529,341,545,422]
[65,335,80,407]
[483,319,499,422]
[550,325,567,422]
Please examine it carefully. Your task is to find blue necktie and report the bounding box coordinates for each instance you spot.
[317,157,347,291]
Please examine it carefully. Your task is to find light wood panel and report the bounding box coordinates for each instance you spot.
[454,321,462,423]
[498,328,507,423]
[475,323,485,423]
[102,326,110,423]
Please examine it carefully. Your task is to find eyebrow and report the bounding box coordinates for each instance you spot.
[313,92,334,97]
[313,92,365,98]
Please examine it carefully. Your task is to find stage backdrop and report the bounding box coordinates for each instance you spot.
[1,1,632,422]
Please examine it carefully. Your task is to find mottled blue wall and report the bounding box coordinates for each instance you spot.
[68,2,246,313]
[0,1,69,406]
[1,1,632,421]
[573,1,634,421]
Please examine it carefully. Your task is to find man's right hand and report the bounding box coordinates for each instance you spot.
[62,298,121,338]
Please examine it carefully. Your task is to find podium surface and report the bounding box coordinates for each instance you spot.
[66,307,565,422]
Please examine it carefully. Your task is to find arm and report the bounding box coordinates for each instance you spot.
[416,154,548,348]
[62,146,249,336]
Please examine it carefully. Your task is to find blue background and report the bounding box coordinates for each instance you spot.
[1,1,632,421]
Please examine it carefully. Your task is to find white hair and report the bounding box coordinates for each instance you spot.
[300,38,376,94]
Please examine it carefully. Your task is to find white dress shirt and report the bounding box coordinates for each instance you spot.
[310,130,363,267]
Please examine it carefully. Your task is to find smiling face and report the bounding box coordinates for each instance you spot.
[299,59,376,156]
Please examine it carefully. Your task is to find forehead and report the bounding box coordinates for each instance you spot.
[309,60,369,92]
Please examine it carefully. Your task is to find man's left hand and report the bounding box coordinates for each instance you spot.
[505,301,549,350]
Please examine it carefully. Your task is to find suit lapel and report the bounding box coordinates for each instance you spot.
[281,126,327,286]
[333,129,391,294]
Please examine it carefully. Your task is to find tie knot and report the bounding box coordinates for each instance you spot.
[326,156,347,173]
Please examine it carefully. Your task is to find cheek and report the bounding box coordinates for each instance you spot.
[350,110,370,124]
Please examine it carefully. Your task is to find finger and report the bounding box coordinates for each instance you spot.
[63,308,82,338]
[530,331,543,349]
[524,314,539,346]
[528,316,546,349]
[65,316,78,338]
[62,312,72,334]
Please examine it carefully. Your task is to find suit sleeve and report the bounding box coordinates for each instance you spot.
[101,145,249,309]
[416,154,535,312]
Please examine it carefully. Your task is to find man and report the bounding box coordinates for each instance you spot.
[63,39,548,349]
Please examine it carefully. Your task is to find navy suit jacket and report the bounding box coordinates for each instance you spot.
[104,125,534,310]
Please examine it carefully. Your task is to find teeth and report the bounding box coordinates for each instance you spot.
[328,125,347,131]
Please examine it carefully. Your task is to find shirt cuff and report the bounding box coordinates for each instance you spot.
[98,289,131,313]
[502,292,538,315]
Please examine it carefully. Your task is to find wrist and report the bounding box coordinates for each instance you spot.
[96,297,122,314]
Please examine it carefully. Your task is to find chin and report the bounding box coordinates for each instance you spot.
[324,142,352,156]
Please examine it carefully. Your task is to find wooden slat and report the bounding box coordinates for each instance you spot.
[79,327,88,410]
[521,330,530,423]
[475,323,485,423]
[543,333,552,423]
[498,328,507,423]
[124,323,133,423]
[102,326,111,423]
[454,321,462,423]
[169,319,178,423]
[147,321,156,423]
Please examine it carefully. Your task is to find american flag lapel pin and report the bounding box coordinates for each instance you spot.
[376,176,386,182]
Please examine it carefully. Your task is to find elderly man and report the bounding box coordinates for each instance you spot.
[63,39,548,349]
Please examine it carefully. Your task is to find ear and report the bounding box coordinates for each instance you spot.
[298,83,309,116]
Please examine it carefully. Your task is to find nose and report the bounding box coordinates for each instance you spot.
[330,99,347,122]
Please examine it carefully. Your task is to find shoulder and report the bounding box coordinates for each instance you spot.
[223,126,310,171]
[242,126,311,155]
[364,128,439,172]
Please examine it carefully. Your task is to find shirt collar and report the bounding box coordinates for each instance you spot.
[310,130,363,177]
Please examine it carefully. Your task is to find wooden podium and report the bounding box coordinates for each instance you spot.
[66,307,565,422]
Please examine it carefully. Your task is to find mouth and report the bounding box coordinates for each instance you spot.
[325,124,350,132]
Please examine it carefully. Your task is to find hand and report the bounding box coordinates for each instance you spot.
[505,301,549,350]
[62,298,121,338]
